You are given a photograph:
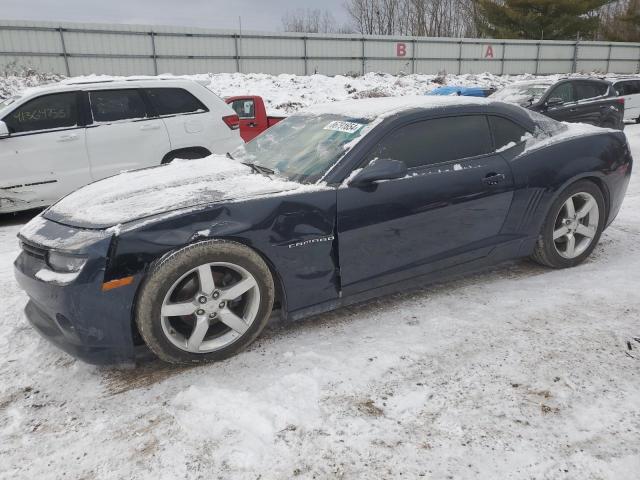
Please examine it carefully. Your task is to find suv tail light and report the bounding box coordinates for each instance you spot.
[617,97,625,106]
[222,114,240,130]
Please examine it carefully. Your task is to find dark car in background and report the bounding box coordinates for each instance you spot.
[14,96,632,366]
[491,78,624,129]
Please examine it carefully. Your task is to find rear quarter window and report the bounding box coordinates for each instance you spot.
[145,88,208,116]
[488,116,530,151]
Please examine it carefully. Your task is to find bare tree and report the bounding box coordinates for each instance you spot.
[282,8,353,34]
[344,0,480,37]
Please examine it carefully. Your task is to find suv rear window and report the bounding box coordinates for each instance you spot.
[616,80,640,96]
[4,92,78,134]
[575,82,608,101]
[145,88,208,116]
[89,89,147,122]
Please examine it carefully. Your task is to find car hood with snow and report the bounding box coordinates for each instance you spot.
[43,156,306,229]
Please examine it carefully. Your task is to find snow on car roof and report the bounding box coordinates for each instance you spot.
[301,95,491,120]
[14,76,204,100]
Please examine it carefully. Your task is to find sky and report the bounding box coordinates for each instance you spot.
[1,0,351,32]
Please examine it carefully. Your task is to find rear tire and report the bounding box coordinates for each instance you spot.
[135,240,274,364]
[531,180,605,269]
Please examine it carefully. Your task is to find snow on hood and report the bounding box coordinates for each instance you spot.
[44,155,310,228]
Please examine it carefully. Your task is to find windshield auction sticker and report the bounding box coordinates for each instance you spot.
[324,121,364,134]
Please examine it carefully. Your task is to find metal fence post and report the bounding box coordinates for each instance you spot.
[149,31,158,75]
[361,37,366,75]
[572,40,579,73]
[457,40,463,75]
[234,34,240,73]
[500,42,506,75]
[303,36,308,76]
[606,43,612,73]
[57,27,70,76]
[534,42,541,75]
[411,39,416,74]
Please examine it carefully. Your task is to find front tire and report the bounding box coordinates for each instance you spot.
[135,240,274,364]
[531,180,605,269]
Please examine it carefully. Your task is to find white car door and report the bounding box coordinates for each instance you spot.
[0,91,91,213]
[144,87,217,151]
[622,80,640,122]
[85,89,171,179]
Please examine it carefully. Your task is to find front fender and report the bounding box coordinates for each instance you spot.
[106,189,339,319]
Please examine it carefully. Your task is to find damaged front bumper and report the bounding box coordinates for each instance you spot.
[13,216,140,365]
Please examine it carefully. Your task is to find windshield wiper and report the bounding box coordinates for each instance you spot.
[241,161,275,176]
[227,152,275,176]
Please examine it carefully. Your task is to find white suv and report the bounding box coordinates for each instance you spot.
[0,78,243,214]
[611,77,640,123]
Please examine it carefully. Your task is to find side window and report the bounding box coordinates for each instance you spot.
[145,88,208,116]
[230,99,255,119]
[548,83,575,103]
[620,81,640,95]
[488,116,529,151]
[575,82,606,101]
[89,89,147,122]
[4,92,78,134]
[364,116,492,169]
[614,82,625,96]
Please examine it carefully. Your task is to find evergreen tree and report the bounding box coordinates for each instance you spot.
[475,0,614,40]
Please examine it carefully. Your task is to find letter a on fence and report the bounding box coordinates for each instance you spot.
[485,45,494,59]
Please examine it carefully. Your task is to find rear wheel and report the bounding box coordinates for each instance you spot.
[531,180,605,268]
[135,240,274,364]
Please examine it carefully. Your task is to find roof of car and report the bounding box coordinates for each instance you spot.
[14,77,206,99]
[610,76,640,83]
[301,95,497,120]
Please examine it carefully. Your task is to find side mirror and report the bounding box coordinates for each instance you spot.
[0,120,8,138]
[348,158,408,187]
[546,97,564,107]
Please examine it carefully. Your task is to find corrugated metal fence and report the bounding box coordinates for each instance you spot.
[1,20,639,77]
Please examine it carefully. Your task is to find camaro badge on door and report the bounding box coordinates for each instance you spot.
[287,235,335,249]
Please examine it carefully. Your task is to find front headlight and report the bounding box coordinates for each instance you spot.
[47,251,87,273]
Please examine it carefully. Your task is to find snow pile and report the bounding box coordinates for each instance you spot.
[0,70,612,115]
[0,70,63,100]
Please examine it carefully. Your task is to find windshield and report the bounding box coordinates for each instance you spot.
[491,83,550,105]
[232,114,370,183]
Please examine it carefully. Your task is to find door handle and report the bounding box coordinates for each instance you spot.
[140,124,160,131]
[57,133,78,142]
[483,173,506,186]
[248,122,257,127]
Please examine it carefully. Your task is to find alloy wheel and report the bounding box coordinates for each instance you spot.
[160,262,260,353]
[553,192,599,259]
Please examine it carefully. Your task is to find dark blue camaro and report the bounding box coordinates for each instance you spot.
[14,97,632,365]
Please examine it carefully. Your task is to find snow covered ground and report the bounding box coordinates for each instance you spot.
[0,74,639,479]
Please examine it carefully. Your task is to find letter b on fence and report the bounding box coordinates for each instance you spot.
[396,43,407,57]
